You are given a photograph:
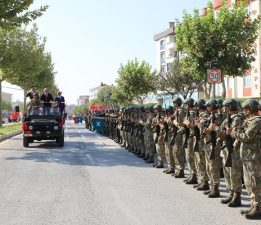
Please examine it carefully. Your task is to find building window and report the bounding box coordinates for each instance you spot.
[160,66,165,74]
[160,40,165,50]
[160,52,166,64]
[227,77,233,88]
[167,63,173,72]
[243,75,251,88]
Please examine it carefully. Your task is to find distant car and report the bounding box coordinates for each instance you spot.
[22,107,65,147]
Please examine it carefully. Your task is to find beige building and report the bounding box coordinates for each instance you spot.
[77,95,90,106]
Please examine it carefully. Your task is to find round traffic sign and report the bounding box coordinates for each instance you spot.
[207,69,222,84]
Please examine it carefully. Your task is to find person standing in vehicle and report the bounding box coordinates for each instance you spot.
[55,91,65,114]
[40,87,53,115]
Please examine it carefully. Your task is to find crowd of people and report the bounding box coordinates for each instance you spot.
[26,86,65,115]
[86,97,261,220]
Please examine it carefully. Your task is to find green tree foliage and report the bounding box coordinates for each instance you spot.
[1,99,12,111]
[116,59,156,105]
[0,0,48,29]
[175,1,261,98]
[111,86,133,107]
[155,57,201,99]
[72,104,89,115]
[96,85,114,107]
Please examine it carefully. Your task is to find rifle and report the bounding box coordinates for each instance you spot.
[154,114,161,144]
[222,112,233,167]
[170,110,179,146]
[182,108,190,150]
[193,106,200,152]
[208,111,217,160]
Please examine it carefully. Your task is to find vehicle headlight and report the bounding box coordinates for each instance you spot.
[28,126,33,130]
[54,126,58,130]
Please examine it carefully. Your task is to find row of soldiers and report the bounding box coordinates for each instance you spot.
[88,98,261,220]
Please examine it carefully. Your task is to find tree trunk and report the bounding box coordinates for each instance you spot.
[221,75,226,98]
[204,82,211,99]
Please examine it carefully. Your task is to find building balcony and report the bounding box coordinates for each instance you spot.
[160,58,166,64]
[166,55,175,63]
[160,45,165,51]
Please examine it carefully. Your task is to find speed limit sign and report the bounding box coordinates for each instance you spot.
[207,69,222,84]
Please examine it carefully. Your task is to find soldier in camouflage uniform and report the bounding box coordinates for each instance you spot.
[203,99,223,198]
[144,106,155,163]
[183,98,198,184]
[172,97,186,178]
[152,105,166,168]
[229,99,261,219]
[217,99,244,207]
[193,99,210,191]
[163,106,175,174]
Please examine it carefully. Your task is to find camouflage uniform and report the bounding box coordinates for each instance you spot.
[233,115,261,209]
[164,115,175,172]
[219,112,244,205]
[152,113,166,167]
[173,108,186,175]
[144,112,155,163]
[194,111,210,189]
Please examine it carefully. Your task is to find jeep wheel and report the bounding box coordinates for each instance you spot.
[23,137,29,147]
[58,135,64,147]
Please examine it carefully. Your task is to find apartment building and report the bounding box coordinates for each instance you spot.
[77,95,90,106]
[89,82,108,101]
[154,22,178,75]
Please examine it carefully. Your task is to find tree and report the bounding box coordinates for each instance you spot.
[0,0,48,29]
[175,1,261,98]
[155,57,202,100]
[116,59,156,105]
[1,99,12,111]
[96,85,114,107]
[111,86,133,107]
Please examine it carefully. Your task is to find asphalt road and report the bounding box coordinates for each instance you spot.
[0,120,259,225]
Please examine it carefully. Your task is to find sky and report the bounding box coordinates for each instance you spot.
[4,0,209,104]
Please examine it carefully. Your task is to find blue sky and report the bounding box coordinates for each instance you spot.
[6,0,209,104]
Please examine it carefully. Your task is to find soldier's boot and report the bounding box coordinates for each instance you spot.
[174,169,185,178]
[185,173,198,185]
[134,149,140,155]
[208,183,220,198]
[240,205,254,215]
[221,190,234,204]
[193,183,200,188]
[197,181,210,191]
[228,192,241,207]
[245,205,261,220]
[146,156,154,164]
[183,174,191,183]
[138,153,144,158]
[143,154,149,161]
[155,161,164,168]
[165,168,175,174]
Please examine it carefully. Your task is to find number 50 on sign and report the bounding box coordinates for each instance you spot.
[207,69,222,84]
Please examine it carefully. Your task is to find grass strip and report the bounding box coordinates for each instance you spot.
[0,123,22,136]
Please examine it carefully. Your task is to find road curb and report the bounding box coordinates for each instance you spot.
[0,130,23,143]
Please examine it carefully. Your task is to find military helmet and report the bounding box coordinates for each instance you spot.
[166,106,174,114]
[173,97,183,106]
[223,98,239,111]
[184,98,195,107]
[195,98,206,108]
[206,98,218,109]
[139,106,145,112]
[148,105,154,112]
[154,104,162,111]
[242,99,259,112]
[217,99,223,108]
